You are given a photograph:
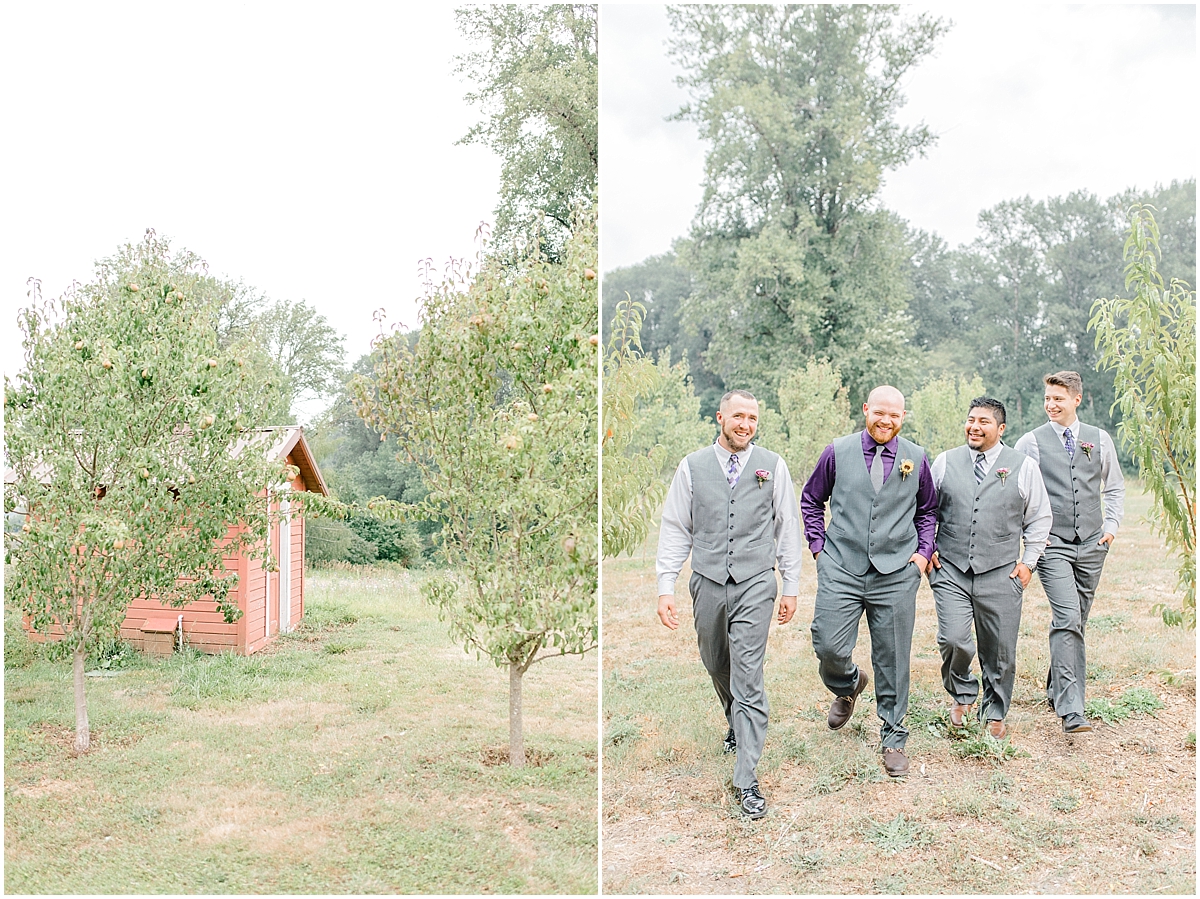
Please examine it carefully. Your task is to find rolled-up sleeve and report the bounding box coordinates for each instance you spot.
[655,460,694,596]
[1099,430,1125,536]
[914,455,938,560]
[772,457,803,593]
[800,444,837,555]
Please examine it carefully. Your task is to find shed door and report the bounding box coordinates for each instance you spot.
[279,498,292,634]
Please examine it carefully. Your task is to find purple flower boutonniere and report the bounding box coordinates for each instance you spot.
[1080,442,1094,459]
[899,459,914,480]
[996,467,1011,484]
[755,468,771,488]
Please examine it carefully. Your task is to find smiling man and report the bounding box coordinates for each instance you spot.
[928,397,1052,740]
[801,385,936,777]
[656,389,803,819]
[1014,371,1125,734]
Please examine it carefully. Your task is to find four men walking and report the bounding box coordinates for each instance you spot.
[656,371,1124,816]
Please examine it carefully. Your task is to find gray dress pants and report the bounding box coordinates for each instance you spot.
[930,558,1024,721]
[690,567,776,789]
[810,553,920,751]
[1037,533,1109,717]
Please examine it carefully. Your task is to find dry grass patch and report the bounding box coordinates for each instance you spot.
[603,484,1195,894]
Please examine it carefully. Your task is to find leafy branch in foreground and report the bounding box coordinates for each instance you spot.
[1090,204,1196,628]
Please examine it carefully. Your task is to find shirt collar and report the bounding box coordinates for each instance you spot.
[713,441,754,467]
[972,441,1006,465]
[1048,418,1080,438]
[860,429,897,454]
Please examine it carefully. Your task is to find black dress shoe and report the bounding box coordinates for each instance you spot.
[723,727,737,754]
[738,784,767,819]
[1062,713,1093,734]
[828,669,869,730]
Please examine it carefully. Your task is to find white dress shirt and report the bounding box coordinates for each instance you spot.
[656,442,803,597]
[930,441,1053,568]
[1013,418,1125,536]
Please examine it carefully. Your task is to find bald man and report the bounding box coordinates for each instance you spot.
[801,386,937,777]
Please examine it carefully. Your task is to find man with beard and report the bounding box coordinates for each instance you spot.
[1015,371,1125,734]
[657,389,803,819]
[928,397,1052,739]
[801,385,936,777]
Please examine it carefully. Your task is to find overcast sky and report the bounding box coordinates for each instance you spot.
[4,4,1195,413]
[1,3,501,403]
[601,3,1197,272]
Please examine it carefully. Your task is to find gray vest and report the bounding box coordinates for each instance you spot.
[1033,422,1104,542]
[687,444,780,585]
[823,433,925,576]
[935,444,1027,574]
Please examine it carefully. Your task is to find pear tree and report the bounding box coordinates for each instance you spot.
[352,215,597,767]
[5,232,283,752]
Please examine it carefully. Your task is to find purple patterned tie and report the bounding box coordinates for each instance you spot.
[1063,427,1075,459]
[727,453,740,488]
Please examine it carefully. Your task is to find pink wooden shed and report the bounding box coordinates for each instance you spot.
[117,426,329,656]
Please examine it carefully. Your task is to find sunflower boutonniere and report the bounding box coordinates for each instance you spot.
[899,458,915,480]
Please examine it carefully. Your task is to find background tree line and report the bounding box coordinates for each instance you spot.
[603,5,1194,472]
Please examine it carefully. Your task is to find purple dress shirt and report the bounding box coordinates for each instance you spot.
[800,429,937,559]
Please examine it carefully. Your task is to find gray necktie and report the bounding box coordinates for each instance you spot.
[974,452,986,484]
[870,445,885,494]
[727,452,739,488]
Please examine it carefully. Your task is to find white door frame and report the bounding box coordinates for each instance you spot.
[278,496,292,634]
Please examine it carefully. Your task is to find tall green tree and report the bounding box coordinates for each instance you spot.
[755,360,852,483]
[1091,206,1196,628]
[602,300,713,557]
[667,4,946,406]
[457,4,597,258]
[352,214,598,766]
[603,251,725,419]
[906,373,988,460]
[4,232,282,752]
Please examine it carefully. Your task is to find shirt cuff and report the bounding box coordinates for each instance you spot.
[1021,551,1042,568]
[807,538,825,556]
[781,580,799,595]
[1103,519,1121,536]
[657,575,678,597]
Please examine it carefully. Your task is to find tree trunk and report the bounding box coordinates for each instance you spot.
[509,661,525,767]
[73,642,90,753]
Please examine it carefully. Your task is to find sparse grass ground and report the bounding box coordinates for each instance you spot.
[5,566,597,894]
[603,484,1195,894]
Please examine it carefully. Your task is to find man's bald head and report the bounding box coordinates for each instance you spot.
[863,385,907,445]
[866,385,905,410]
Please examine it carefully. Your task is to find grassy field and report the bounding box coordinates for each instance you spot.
[5,566,598,894]
[602,484,1196,894]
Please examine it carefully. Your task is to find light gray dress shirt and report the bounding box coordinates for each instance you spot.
[1013,419,1125,536]
[656,443,803,597]
[930,441,1053,568]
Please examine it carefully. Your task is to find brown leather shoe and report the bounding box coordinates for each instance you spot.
[827,670,869,730]
[949,702,973,728]
[882,747,910,777]
[987,719,1007,739]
